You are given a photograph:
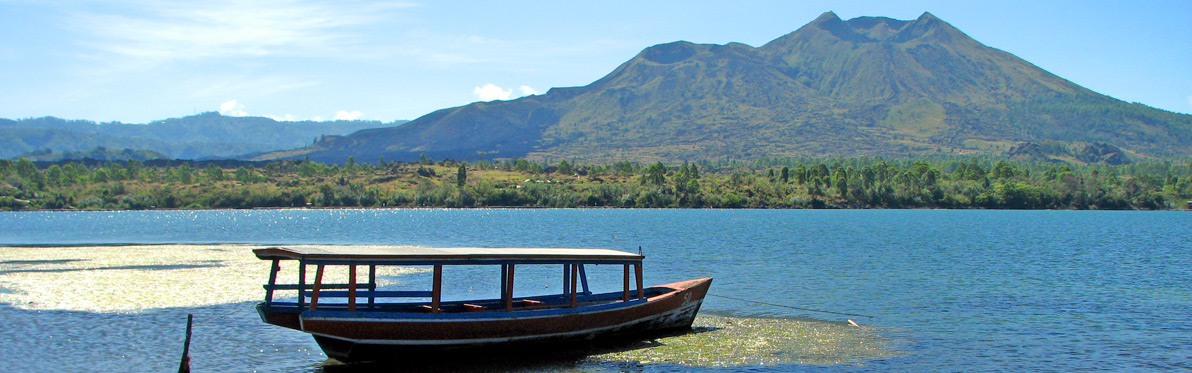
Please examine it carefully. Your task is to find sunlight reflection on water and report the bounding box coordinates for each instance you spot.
[0,245,423,312]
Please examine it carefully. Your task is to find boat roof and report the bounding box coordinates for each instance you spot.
[254,246,645,265]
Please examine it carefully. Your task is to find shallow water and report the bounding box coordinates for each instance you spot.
[590,315,898,367]
[0,244,896,371]
[1,209,1190,371]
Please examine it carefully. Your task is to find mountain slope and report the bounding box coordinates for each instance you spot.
[264,12,1192,163]
[0,113,405,160]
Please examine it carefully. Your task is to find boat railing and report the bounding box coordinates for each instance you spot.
[265,284,433,302]
[261,257,646,314]
[265,287,641,310]
[300,290,433,298]
[272,290,651,314]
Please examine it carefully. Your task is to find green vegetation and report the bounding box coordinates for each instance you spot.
[2,156,1189,211]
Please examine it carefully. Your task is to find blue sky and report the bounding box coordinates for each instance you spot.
[2,0,1189,123]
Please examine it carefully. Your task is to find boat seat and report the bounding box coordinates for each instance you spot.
[462,303,486,312]
[520,299,557,309]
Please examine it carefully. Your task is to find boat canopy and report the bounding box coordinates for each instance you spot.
[253,246,644,265]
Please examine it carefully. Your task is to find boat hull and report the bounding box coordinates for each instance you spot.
[265,277,711,362]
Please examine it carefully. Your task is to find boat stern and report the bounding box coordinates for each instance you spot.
[256,302,302,331]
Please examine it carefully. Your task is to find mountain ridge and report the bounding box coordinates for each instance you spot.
[1,112,407,160]
[10,12,1187,164]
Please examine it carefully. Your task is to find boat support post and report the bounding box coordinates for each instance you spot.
[504,264,516,312]
[309,265,325,311]
[298,260,307,309]
[579,264,590,295]
[623,264,630,301]
[264,259,280,306]
[570,263,579,308]
[368,265,377,308]
[501,264,508,301]
[562,264,571,299]
[431,264,443,313]
[347,265,357,312]
[635,263,644,299]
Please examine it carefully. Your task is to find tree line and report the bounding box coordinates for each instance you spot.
[1,155,1190,211]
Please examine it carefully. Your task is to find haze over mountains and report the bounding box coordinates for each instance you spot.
[7,12,1191,164]
[1,113,405,160]
[256,12,1190,164]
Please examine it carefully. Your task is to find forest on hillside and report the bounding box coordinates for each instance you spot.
[1,155,1190,211]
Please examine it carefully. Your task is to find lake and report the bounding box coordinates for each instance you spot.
[1,209,1190,371]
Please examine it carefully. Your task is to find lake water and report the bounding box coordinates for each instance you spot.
[1,209,1190,371]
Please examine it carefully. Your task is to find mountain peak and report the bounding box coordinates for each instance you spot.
[777,11,965,44]
[265,12,1192,163]
[892,11,973,44]
[810,11,842,24]
[639,41,698,64]
[844,16,911,40]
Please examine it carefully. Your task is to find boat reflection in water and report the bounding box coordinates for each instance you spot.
[253,246,712,362]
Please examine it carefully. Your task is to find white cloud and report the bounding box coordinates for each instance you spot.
[219,100,248,117]
[218,101,365,121]
[333,110,363,120]
[474,83,512,101]
[473,84,541,101]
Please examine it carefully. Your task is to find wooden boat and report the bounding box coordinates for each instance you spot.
[254,246,712,362]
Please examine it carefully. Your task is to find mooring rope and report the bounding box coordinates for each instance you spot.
[708,293,874,318]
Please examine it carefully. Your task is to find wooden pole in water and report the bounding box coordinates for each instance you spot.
[178,313,192,373]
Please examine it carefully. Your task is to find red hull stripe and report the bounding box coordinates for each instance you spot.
[296,278,711,345]
[308,300,703,346]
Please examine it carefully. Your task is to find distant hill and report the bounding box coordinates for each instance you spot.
[0,112,405,160]
[258,12,1191,164]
